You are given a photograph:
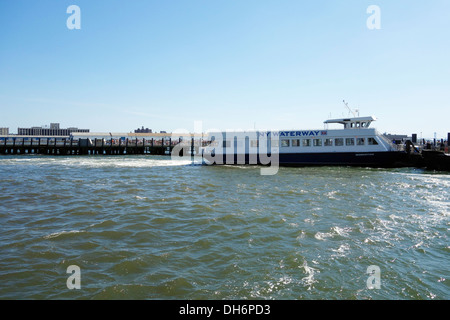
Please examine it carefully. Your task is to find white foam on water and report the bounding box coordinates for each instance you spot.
[314,232,333,241]
[0,156,195,168]
[331,243,351,258]
[43,230,84,239]
[301,261,319,290]
[332,226,352,237]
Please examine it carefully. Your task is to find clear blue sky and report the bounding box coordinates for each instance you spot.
[1,0,449,139]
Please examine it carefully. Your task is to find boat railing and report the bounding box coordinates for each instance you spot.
[378,133,402,151]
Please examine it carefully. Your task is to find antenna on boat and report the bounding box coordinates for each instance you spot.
[343,100,359,117]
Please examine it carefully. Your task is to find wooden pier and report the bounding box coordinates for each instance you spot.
[0,136,201,156]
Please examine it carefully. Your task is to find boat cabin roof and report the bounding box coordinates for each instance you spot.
[324,116,376,129]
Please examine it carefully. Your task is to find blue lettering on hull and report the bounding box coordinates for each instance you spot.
[272,131,323,137]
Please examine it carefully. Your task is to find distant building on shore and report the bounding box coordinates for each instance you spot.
[0,128,9,135]
[17,123,89,136]
[134,126,153,133]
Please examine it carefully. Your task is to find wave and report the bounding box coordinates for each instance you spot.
[0,156,195,168]
[43,230,85,239]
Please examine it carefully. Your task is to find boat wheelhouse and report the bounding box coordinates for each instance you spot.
[202,116,409,168]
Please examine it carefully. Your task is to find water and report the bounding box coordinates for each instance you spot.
[0,155,448,300]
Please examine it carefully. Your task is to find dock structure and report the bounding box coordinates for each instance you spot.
[0,132,205,156]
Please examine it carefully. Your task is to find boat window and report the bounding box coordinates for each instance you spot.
[302,139,311,147]
[357,138,365,145]
[313,139,322,147]
[250,140,259,147]
[281,139,290,147]
[223,140,231,148]
[292,139,300,147]
[335,138,344,146]
[368,137,379,145]
[324,138,333,146]
[346,138,355,146]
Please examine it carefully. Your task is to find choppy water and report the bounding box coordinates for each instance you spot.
[0,155,448,300]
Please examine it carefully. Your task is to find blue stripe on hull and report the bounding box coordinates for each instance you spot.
[204,152,409,168]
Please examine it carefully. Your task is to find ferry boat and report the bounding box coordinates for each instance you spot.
[202,116,411,168]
